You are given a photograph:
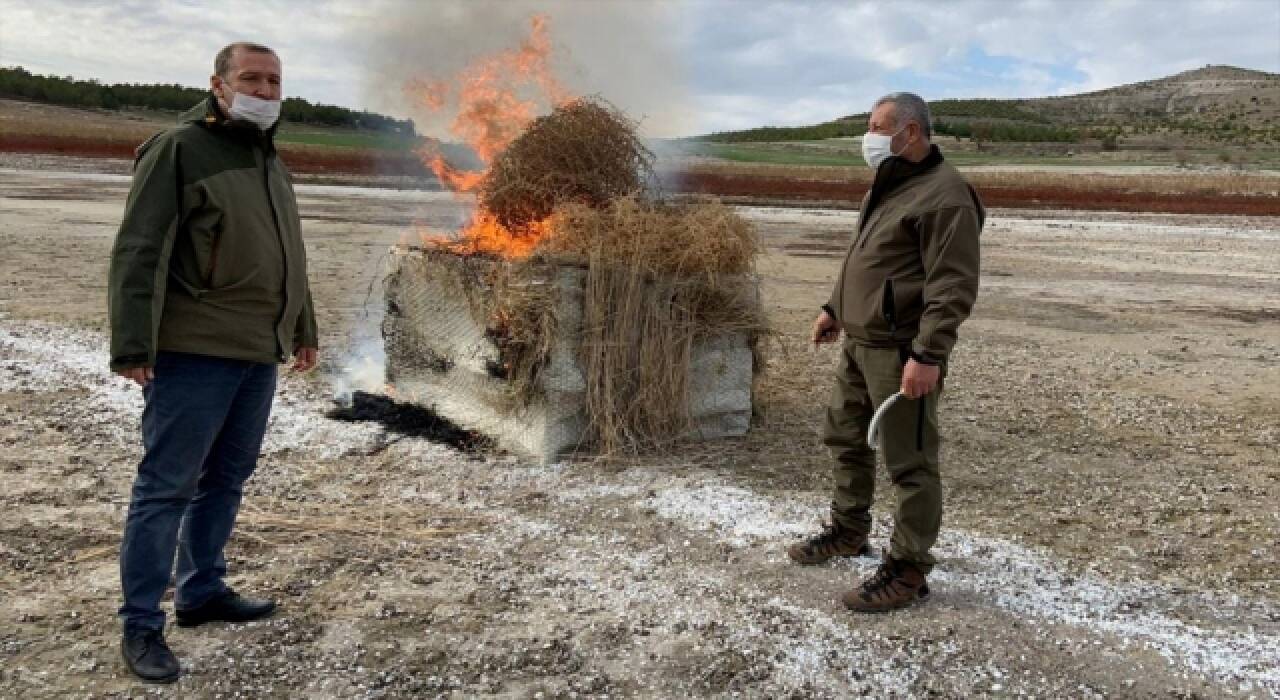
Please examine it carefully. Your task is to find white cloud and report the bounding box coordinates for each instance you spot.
[0,0,1276,136]
[0,0,373,107]
[677,0,1279,131]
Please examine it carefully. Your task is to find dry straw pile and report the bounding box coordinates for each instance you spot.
[548,196,763,453]
[468,98,766,454]
[480,100,654,234]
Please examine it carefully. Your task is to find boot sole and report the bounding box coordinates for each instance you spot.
[175,602,277,628]
[842,590,930,614]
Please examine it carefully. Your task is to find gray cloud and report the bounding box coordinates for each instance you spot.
[677,0,1279,130]
[1,0,1276,136]
[0,0,371,106]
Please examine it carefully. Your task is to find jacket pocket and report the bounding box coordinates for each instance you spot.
[204,223,223,288]
[170,267,257,302]
[881,278,897,333]
[170,272,207,300]
[889,276,925,335]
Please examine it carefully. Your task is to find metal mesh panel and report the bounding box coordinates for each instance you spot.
[382,246,753,463]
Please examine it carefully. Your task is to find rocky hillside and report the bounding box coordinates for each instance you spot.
[1024,65,1279,128]
[701,65,1278,145]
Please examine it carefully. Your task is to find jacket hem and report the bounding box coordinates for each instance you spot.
[155,343,282,366]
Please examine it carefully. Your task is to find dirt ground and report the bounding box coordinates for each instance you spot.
[1,157,1278,698]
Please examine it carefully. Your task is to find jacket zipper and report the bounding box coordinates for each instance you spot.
[852,208,879,250]
[262,145,290,360]
[855,187,896,249]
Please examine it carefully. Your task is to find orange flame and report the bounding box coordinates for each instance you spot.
[407,15,572,258]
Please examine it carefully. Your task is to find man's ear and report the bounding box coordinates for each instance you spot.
[906,121,922,147]
[211,74,235,113]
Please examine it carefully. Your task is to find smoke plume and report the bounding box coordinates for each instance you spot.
[355,0,692,139]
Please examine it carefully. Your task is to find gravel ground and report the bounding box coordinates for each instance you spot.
[1,165,1278,698]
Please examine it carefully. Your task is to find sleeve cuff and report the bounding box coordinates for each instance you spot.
[909,347,941,365]
[110,353,152,371]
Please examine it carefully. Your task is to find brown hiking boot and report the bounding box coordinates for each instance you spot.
[842,556,929,612]
[786,521,871,565]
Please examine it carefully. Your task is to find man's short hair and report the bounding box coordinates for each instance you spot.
[215,42,277,78]
[874,92,932,139]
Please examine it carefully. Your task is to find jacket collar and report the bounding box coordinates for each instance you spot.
[872,144,943,195]
[859,145,944,231]
[191,94,279,146]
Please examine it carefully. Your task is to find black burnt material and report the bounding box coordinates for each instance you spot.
[326,391,494,454]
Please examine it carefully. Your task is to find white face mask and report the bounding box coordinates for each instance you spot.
[861,126,906,170]
[226,91,281,131]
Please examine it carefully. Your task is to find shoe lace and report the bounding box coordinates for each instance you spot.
[805,521,844,548]
[128,628,165,655]
[861,560,899,593]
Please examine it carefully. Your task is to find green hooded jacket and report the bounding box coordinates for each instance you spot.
[107,96,317,371]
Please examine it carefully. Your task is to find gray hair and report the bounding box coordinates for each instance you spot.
[873,92,932,139]
[215,42,277,78]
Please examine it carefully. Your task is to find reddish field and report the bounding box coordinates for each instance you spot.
[677,171,1280,216]
[3,131,1275,215]
[0,133,428,177]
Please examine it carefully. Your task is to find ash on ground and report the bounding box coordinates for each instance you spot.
[326,390,494,454]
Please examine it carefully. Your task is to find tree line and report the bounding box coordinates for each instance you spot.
[698,119,866,143]
[929,99,1050,123]
[0,66,416,134]
[700,117,1080,144]
[933,119,1078,143]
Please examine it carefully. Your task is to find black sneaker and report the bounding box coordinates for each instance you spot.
[121,626,180,683]
[786,521,872,565]
[175,589,277,627]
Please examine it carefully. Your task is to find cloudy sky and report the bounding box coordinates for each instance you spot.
[1,0,1277,137]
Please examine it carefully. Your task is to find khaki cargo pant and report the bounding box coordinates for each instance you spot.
[822,340,944,574]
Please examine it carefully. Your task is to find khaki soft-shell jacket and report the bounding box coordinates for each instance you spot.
[827,146,984,363]
[107,96,317,371]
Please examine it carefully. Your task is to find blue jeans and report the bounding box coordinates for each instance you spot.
[118,352,277,631]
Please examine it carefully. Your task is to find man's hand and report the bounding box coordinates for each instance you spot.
[292,346,318,372]
[116,367,155,387]
[812,310,841,345]
[900,359,940,399]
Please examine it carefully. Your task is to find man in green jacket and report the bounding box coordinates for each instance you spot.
[108,42,318,683]
[787,92,983,612]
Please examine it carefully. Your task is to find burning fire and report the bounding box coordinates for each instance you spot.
[407,15,571,258]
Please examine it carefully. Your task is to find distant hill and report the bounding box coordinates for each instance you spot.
[699,65,1279,145]
[0,66,417,136]
[1026,65,1278,128]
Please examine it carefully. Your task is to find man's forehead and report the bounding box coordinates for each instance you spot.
[230,49,282,75]
[868,103,896,126]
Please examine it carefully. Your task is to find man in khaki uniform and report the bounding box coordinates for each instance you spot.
[788,92,983,612]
